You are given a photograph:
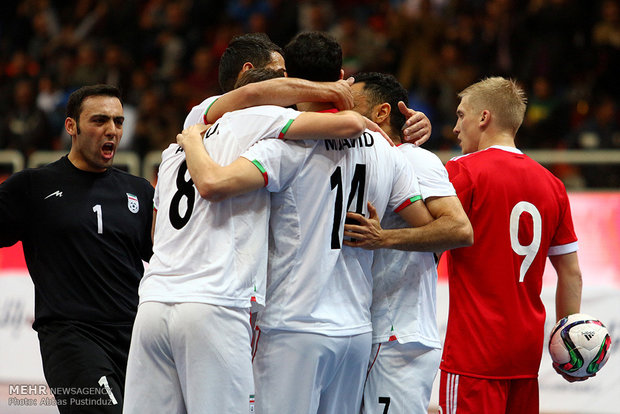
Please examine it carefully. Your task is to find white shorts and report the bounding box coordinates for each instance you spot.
[253,328,372,414]
[123,302,254,414]
[361,341,441,414]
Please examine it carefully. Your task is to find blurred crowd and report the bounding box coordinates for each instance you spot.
[0,0,618,186]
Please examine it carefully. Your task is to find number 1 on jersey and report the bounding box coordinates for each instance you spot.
[509,201,542,282]
[93,204,103,234]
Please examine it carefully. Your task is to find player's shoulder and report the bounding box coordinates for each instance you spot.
[14,156,66,180]
[160,143,183,160]
[447,150,480,164]
[0,167,31,189]
[365,129,396,152]
[109,166,154,191]
[184,95,221,128]
[227,104,298,119]
[448,146,524,165]
[399,143,444,164]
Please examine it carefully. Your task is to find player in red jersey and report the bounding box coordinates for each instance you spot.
[439,77,589,414]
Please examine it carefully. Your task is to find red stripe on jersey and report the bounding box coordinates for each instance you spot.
[366,343,382,377]
[251,326,261,362]
[394,195,422,212]
[251,160,268,186]
[202,98,219,124]
[278,119,294,139]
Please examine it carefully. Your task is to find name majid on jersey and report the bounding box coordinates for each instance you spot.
[324,132,375,151]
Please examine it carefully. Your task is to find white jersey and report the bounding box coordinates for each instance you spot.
[140,105,301,308]
[371,144,456,347]
[243,129,422,336]
[183,95,220,129]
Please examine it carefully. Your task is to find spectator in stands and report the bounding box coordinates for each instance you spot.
[520,75,570,148]
[132,87,179,157]
[102,43,132,96]
[36,72,66,143]
[0,79,53,156]
[592,0,620,97]
[71,42,105,87]
[184,47,220,108]
[0,1,617,187]
[567,95,620,187]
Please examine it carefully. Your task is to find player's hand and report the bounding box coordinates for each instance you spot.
[399,101,431,146]
[552,362,595,383]
[177,123,209,149]
[330,79,354,111]
[343,202,384,250]
[364,116,395,146]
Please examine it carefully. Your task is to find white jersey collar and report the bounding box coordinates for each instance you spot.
[485,145,523,154]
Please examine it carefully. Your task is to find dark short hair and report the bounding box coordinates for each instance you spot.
[234,68,286,89]
[354,72,409,136]
[284,31,341,82]
[218,33,283,93]
[65,84,122,120]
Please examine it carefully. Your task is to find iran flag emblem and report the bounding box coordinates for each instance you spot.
[127,193,139,213]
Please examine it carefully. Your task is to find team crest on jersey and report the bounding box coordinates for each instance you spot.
[126,193,139,213]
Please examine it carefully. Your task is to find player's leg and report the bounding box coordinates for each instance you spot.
[362,341,441,414]
[506,378,539,414]
[172,302,254,414]
[104,322,133,401]
[37,321,125,413]
[439,371,508,413]
[317,332,372,414]
[254,329,329,414]
[123,302,185,414]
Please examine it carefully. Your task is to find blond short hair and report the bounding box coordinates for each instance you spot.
[458,77,527,134]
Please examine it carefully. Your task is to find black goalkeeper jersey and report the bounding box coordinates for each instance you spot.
[0,156,154,329]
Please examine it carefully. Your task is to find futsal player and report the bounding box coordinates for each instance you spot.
[342,72,472,414]
[439,77,586,413]
[177,31,435,414]
[0,84,154,413]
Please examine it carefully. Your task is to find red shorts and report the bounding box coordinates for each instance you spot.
[439,370,539,414]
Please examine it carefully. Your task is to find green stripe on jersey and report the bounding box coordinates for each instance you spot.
[203,98,219,124]
[278,119,295,139]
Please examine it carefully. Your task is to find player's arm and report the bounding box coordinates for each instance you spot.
[285,111,392,145]
[343,196,473,252]
[550,251,587,383]
[179,107,375,202]
[284,110,367,140]
[550,252,582,322]
[205,78,354,123]
[0,174,26,247]
[343,200,432,250]
[178,110,368,201]
[207,80,393,144]
[177,124,265,202]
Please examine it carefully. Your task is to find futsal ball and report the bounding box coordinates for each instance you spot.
[548,313,611,378]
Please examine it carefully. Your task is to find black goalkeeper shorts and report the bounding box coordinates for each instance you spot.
[37,320,133,413]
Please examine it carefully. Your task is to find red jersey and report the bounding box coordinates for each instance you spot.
[441,146,578,379]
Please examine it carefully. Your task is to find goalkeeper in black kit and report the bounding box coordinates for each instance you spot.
[0,84,154,413]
